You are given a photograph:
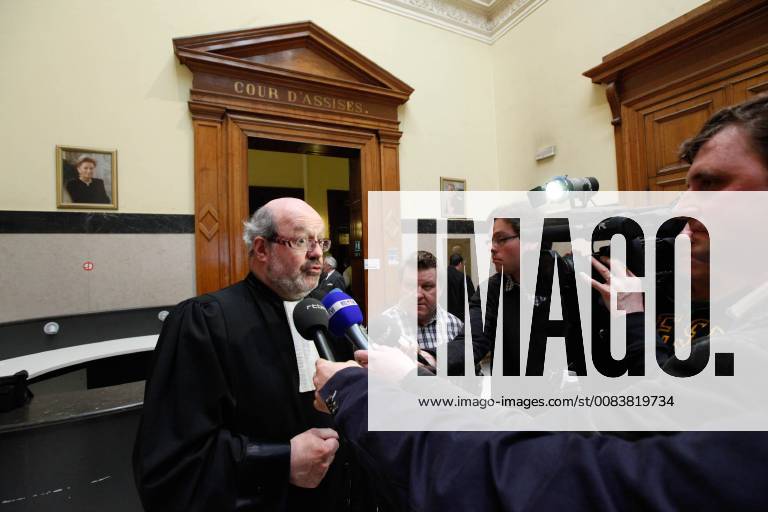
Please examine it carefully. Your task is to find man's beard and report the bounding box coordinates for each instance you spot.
[267,258,320,300]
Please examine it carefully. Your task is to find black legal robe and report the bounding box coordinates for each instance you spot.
[133,273,373,511]
[446,265,474,321]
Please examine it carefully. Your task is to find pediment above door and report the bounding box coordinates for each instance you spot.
[174,21,413,127]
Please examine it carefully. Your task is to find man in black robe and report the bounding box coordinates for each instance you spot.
[133,198,378,511]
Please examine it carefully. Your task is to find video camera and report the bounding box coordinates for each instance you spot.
[528,178,687,364]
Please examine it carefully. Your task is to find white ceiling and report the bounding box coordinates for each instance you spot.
[354,0,548,44]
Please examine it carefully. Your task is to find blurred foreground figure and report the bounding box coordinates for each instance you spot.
[314,95,768,511]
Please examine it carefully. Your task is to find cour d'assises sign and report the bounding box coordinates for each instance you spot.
[233,79,368,114]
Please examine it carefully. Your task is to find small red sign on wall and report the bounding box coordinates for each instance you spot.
[82,261,94,271]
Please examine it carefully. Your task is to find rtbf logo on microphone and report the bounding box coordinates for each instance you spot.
[365,191,768,432]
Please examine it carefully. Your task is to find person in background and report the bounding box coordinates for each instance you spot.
[446,217,584,377]
[309,254,346,299]
[446,253,475,321]
[381,250,463,353]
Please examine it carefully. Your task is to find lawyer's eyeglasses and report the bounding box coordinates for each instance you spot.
[269,235,332,252]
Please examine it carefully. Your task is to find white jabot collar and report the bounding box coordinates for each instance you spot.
[283,300,319,393]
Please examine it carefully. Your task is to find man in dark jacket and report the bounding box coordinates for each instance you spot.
[309,255,347,299]
[446,253,474,321]
[445,219,585,377]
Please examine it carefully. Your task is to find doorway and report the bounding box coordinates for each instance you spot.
[247,138,364,308]
[174,22,413,306]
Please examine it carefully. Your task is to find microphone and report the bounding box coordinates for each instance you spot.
[321,289,369,350]
[292,298,336,361]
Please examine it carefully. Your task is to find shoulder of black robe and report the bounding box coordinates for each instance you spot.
[321,367,768,511]
[133,292,248,511]
[134,275,382,511]
[133,285,291,512]
[133,275,364,512]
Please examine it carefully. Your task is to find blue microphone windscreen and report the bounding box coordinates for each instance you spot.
[322,289,363,337]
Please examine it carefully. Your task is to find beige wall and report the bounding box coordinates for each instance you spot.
[0,0,712,207]
[491,0,707,191]
[0,0,714,323]
[0,0,499,216]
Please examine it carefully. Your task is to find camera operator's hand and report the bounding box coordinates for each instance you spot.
[587,256,644,314]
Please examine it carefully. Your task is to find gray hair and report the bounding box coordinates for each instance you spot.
[243,205,276,252]
[324,255,337,269]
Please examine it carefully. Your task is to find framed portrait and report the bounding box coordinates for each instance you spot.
[440,176,466,218]
[56,146,117,209]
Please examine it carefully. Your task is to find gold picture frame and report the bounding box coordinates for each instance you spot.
[56,145,118,210]
[440,176,466,218]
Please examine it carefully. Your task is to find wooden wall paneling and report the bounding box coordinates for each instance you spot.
[584,0,768,191]
[359,131,383,317]
[730,63,768,103]
[641,87,727,191]
[378,130,402,191]
[649,171,688,192]
[604,82,629,190]
[619,105,646,191]
[191,104,230,294]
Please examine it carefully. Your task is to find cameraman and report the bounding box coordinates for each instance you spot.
[443,217,585,377]
[312,94,768,511]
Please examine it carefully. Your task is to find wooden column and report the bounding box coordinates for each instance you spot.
[190,102,230,293]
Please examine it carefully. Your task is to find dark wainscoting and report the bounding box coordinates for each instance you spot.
[0,211,194,234]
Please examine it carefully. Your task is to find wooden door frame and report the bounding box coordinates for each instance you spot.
[227,114,382,288]
[175,22,412,297]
